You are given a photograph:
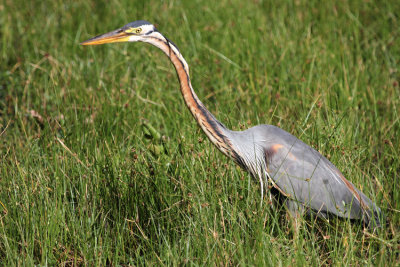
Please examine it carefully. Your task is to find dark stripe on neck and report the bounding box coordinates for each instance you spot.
[150,36,246,166]
[159,37,228,140]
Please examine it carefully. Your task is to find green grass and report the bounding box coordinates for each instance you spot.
[1,0,399,265]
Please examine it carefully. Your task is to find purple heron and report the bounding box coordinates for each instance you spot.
[81,20,382,227]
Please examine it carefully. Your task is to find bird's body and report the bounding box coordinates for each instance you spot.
[81,20,382,227]
[228,125,380,222]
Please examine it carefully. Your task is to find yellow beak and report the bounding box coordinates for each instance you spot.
[80,29,130,46]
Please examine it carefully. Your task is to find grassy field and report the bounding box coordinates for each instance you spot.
[1,0,399,265]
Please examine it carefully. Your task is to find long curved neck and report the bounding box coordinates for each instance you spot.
[143,34,244,165]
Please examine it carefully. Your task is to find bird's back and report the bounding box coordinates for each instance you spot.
[228,124,382,227]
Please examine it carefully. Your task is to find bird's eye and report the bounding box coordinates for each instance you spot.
[135,28,142,34]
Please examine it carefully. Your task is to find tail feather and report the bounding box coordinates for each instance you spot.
[359,193,384,229]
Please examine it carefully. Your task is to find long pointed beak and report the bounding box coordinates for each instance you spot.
[80,29,131,46]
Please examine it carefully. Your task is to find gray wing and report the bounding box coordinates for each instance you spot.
[236,125,382,226]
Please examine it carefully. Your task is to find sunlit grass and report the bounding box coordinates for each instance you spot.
[0,0,399,265]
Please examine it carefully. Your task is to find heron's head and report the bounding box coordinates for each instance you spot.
[81,20,158,46]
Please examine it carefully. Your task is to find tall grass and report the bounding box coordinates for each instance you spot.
[0,0,399,265]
